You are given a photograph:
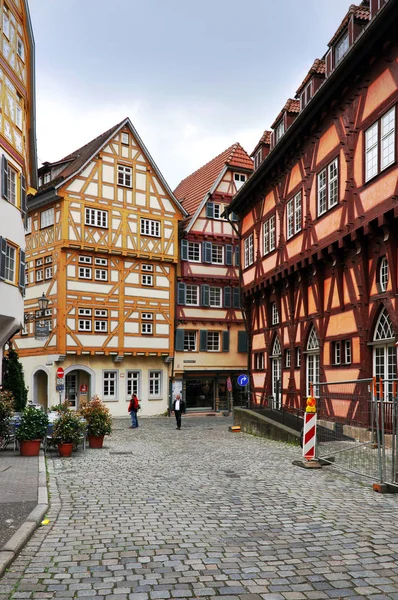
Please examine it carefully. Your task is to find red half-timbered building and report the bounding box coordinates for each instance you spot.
[173,144,253,411]
[227,0,398,412]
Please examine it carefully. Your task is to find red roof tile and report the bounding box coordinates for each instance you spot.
[328,4,370,46]
[173,143,253,217]
[271,99,301,129]
[251,130,271,157]
[296,59,326,95]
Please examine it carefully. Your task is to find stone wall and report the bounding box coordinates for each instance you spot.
[234,408,300,445]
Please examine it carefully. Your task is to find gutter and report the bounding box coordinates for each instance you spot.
[227,0,397,215]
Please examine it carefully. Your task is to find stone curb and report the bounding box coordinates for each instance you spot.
[0,451,48,578]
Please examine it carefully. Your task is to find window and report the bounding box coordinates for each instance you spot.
[78,308,92,331]
[211,244,223,264]
[365,107,395,182]
[263,214,276,254]
[306,327,320,397]
[121,132,129,145]
[187,242,200,262]
[94,309,108,332]
[275,120,285,142]
[344,340,351,365]
[85,208,108,228]
[127,371,140,397]
[40,207,54,229]
[95,258,108,266]
[335,31,349,65]
[141,218,160,237]
[103,371,117,400]
[45,266,53,280]
[142,312,153,320]
[141,274,153,286]
[79,255,92,264]
[254,352,264,370]
[332,339,352,365]
[296,347,301,368]
[184,331,196,351]
[207,331,220,351]
[142,264,153,272]
[254,149,262,170]
[3,11,9,39]
[79,267,92,279]
[95,269,108,281]
[213,203,223,219]
[95,320,108,332]
[244,234,254,268]
[36,269,43,282]
[301,82,312,109]
[15,104,22,130]
[209,286,222,307]
[141,322,153,335]
[5,243,15,282]
[6,164,16,205]
[234,173,246,190]
[149,371,162,397]
[271,302,279,325]
[285,349,291,368]
[118,164,132,187]
[44,173,51,184]
[186,284,199,306]
[379,257,389,292]
[25,217,32,234]
[334,341,341,365]
[286,191,302,239]
[17,37,24,61]
[317,158,338,216]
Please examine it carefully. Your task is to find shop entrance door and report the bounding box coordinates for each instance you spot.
[186,379,214,410]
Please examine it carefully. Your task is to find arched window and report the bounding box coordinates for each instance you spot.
[373,307,396,399]
[379,257,389,293]
[271,337,282,409]
[306,326,320,397]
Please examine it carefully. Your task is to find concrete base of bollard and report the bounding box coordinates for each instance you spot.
[292,459,322,469]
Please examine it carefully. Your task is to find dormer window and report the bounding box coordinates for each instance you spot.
[275,120,285,143]
[335,31,349,65]
[301,81,313,109]
[44,173,51,184]
[254,149,262,170]
[234,173,246,190]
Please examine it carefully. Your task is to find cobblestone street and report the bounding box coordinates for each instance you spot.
[2,416,398,600]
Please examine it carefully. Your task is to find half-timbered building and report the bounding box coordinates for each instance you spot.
[0,0,37,379]
[226,0,398,411]
[173,144,253,411]
[16,118,186,415]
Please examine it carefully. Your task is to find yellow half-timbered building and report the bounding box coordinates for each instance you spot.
[16,118,186,415]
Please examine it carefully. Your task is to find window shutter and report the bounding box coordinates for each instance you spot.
[181,239,188,261]
[222,331,230,352]
[224,286,232,308]
[175,329,184,352]
[233,288,241,308]
[225,245,233,265]
[2,155,8,200]
[235,245,240,267]
[203,241,212,263]
[201,284,210,307]
[238,330,248,352]
[0,237,6,280]
[20,174,26,216]
[206,202,214,218]
[19,249,26,295]
[200,330,208,351]
[177,282,186,305]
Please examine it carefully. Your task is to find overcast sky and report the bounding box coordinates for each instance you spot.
[29,0,351,189]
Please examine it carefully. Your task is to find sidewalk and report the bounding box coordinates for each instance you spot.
[0,449,48,577]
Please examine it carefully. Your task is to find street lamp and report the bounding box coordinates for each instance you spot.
[24,293,50,323]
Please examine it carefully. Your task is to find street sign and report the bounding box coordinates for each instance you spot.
[56,367,64,379]
[56,378,64,386]
[227,377,232,392]
[237,374,249,387]
[56,384,65,392]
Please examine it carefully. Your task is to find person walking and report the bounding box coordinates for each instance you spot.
[128,393,139,428]
[172,394,186,430]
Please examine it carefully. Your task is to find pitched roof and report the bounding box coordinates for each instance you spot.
[328,4,370,46]
[251,130,271,157]
[173,143,253,216]
[271,99,301,129]
[38,120,124,192]
[296,59,326,95]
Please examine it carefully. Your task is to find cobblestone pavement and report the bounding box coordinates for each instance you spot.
[2,416,398,600]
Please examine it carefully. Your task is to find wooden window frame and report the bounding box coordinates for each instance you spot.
[141,218,161,238]
[149,370,162,398]
[117,164,132,188]
[4,241,16,283]
[334,30,349,65]
[263,214,276,255]
[183,331,197,351]
[209,286,222,308]
[365,106,396,183]
[141,273,153,287]
[40,207,55,229]
[207,331,220,352]
[271,302,279,326]
[85,207,108,229]
[103,370,118,400]
[187,241,200,262]
[244,233,254,268]
[286,191,302,240]
[78,266,92,279]
[317,157,339,217]
[211,244,224,265]
[185,284,199,306]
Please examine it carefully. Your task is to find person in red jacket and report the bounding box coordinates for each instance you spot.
[128,393,139,428]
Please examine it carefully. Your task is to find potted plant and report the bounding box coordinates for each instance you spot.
[15,406,49,456]
[52,408,86,457]
[79,395,112,448]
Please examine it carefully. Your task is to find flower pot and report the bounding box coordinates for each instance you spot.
[19,439,41,456]
[88,434,104,449]
[58,443,73,457]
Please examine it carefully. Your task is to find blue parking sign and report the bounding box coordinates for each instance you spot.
[237,374,249,387]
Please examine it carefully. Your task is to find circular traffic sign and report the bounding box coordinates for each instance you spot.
[237,374,249,387]
[226,377,232,392]
[56,367,65,379]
